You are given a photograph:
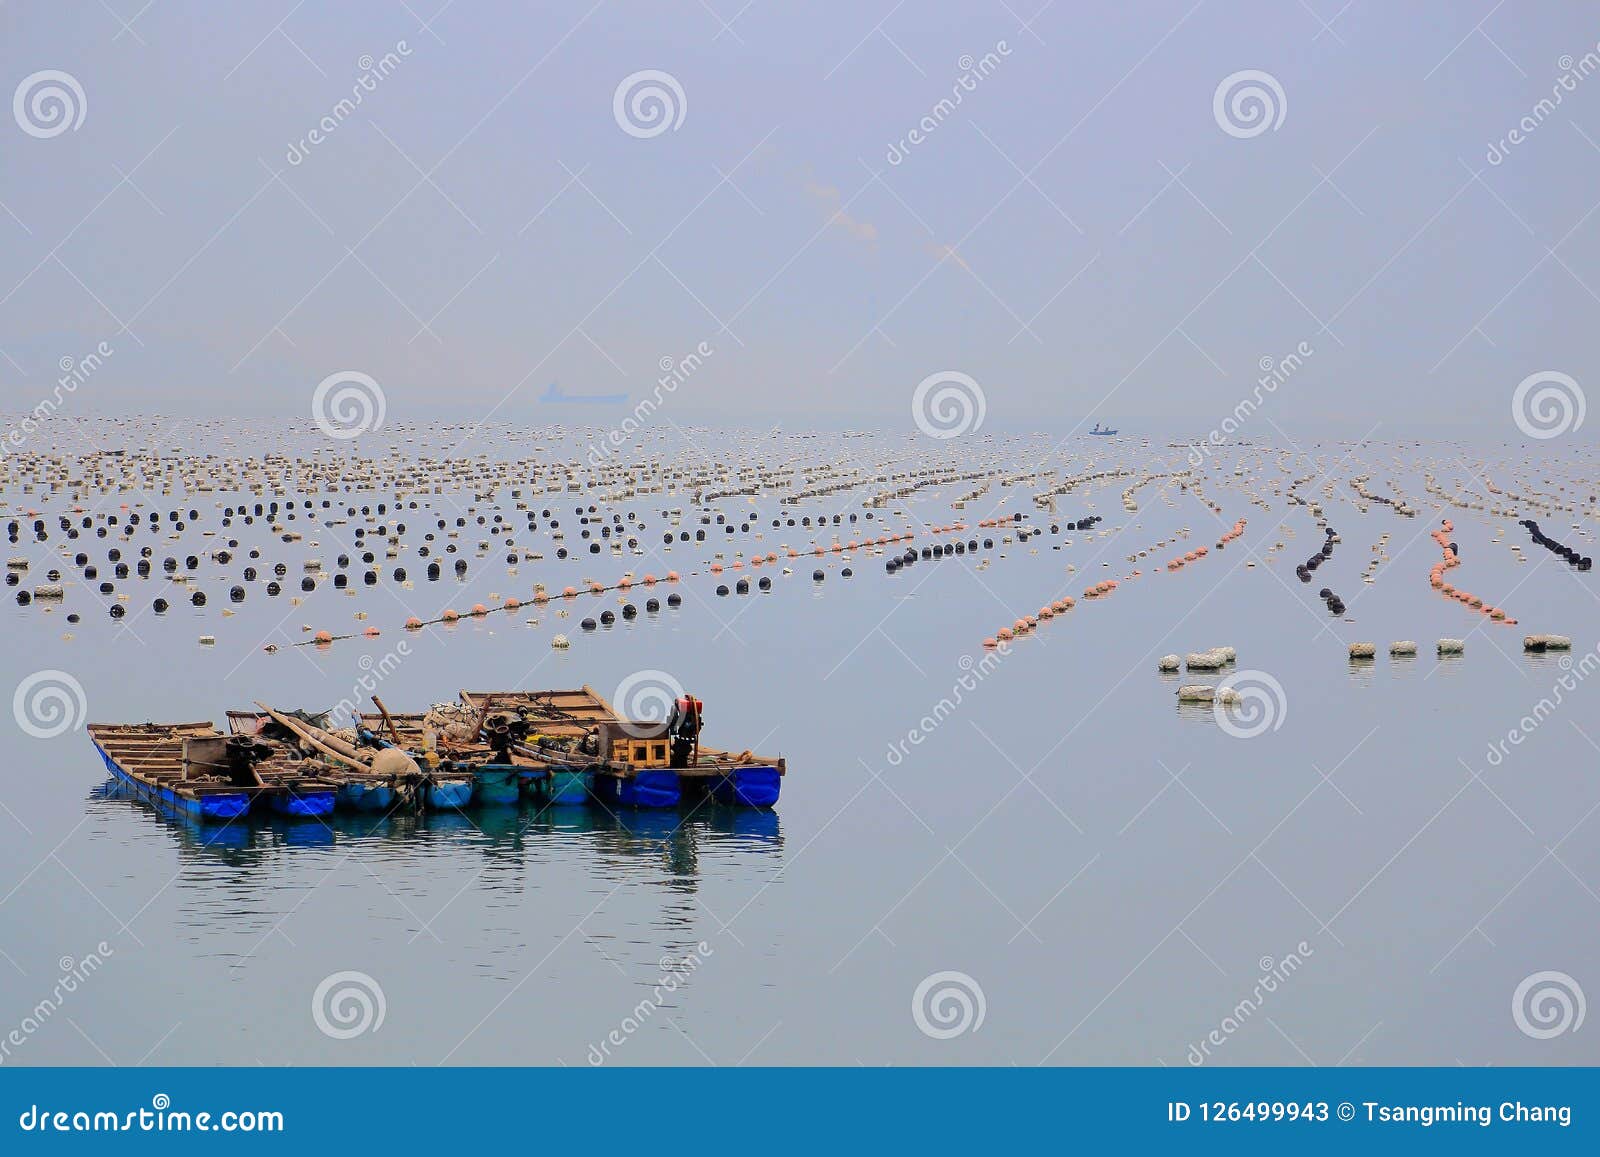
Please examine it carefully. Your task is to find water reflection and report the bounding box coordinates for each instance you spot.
[87,777,783,882]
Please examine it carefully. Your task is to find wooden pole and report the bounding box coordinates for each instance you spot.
[255,702,373,773]
[371,695,403,745]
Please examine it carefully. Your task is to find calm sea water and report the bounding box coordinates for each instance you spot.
[2,429,1598,1066]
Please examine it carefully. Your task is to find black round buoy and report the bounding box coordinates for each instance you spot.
[622,603,637,618]
[667,593,682,608]
[758,576,772,591]
[716,584,729,596]
[230,586,245,603]
[153,597,168,613]
[812,570,824,581]
[646,598,660,612]
[581,617,597,630]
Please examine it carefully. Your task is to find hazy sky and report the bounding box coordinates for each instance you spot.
[3,1,1599,434]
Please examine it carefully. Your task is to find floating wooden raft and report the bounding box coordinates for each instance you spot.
[247,704,477,812]
[460,687,785,808]
[87,722,337,822]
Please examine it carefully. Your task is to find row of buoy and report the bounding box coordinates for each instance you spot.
[1295,527,1337,583]
[886,537,998,573]
[1348,640,1418,659]
[1167,645,1236,672]
[580,596,682,629]
[1214,518,1247,549]
[7,462,933,638]
[1519,519,1592,571]
[1428,519,1516,624]
[983,594,1079,648]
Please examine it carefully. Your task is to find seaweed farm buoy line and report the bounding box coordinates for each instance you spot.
[1518,519,1593,571]
[1429,518,1516,625]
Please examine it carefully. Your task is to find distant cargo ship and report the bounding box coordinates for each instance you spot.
[1089,422,1118,435]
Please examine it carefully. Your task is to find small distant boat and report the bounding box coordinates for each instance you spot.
[1089,422,1118,436]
